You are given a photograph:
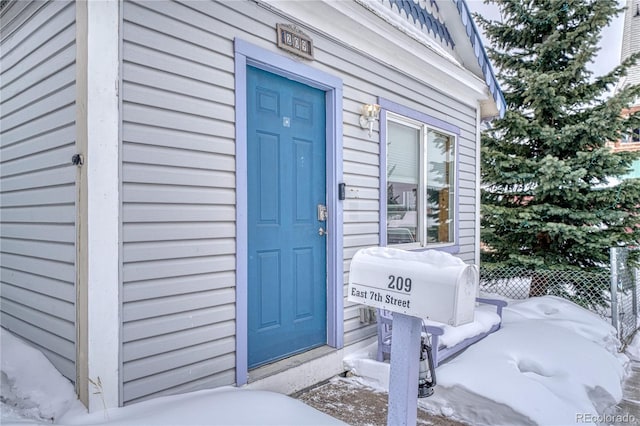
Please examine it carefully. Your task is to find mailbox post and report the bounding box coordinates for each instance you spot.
[348,247,478,426]
[387,312,423,425]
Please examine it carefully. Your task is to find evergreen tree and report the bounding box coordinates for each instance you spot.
[476,0,640,297]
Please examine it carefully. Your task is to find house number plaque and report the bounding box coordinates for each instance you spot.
[276,24,314,60]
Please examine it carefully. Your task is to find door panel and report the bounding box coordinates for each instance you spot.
[247,66,327,368]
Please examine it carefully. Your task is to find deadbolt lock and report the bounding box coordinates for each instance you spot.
[317,204,328,221]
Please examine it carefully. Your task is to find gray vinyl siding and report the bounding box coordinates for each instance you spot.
[120,0,237,404]
[121,0,478,402]
[0,0,77,381]
[333,38,478,343]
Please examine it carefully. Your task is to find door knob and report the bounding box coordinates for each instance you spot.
[318,227,327,236]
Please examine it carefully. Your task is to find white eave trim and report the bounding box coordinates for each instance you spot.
[263,0,494,115]
[446,0,505,119]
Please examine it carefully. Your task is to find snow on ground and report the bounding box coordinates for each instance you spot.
[345,295,635,426]
[1,331,78,424]
[627,332,640,362]
[1,295,637,426]
[0,328,345,426]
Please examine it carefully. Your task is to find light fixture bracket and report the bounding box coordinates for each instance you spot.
[359,103,381,138]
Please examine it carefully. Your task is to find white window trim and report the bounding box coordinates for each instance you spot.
[379,98,461,253]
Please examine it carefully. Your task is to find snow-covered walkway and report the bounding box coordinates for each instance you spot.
[343,296,639,425]
[2,295,639,425]
[613,359,640,425]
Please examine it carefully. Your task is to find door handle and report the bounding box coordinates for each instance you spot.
[318,227,327,236]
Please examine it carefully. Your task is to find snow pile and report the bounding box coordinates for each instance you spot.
[0,329,345,426]
[1,330,78,423]
[345,295,630,425]
[424,305,500,348]
[1,295,634,426]
[57,388,345,426]
[626,333,640,362]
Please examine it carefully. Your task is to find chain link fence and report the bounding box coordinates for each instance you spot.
[479,247,639,348]
[610,247,639,347]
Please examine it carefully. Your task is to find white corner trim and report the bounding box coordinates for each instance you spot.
[475,107,482,267]
[86,0,120,411]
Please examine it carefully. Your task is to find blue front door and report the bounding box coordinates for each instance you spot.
[246,66,327,368]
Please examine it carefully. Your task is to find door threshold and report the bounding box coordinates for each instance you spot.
[248,345,336,383]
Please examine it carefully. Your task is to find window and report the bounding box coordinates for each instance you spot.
[622,127,640,143]
[385,112,457,248]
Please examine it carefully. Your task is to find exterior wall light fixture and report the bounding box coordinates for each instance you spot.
[360,103,381,137]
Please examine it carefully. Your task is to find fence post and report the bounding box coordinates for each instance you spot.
[610,247,619,335]
[632,258,638,317]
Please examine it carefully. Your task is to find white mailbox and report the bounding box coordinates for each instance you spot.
[348,247,478,326]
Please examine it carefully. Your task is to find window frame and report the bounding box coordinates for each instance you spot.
[379,98,461,253]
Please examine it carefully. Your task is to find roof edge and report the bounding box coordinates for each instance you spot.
[451,0,506,119]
